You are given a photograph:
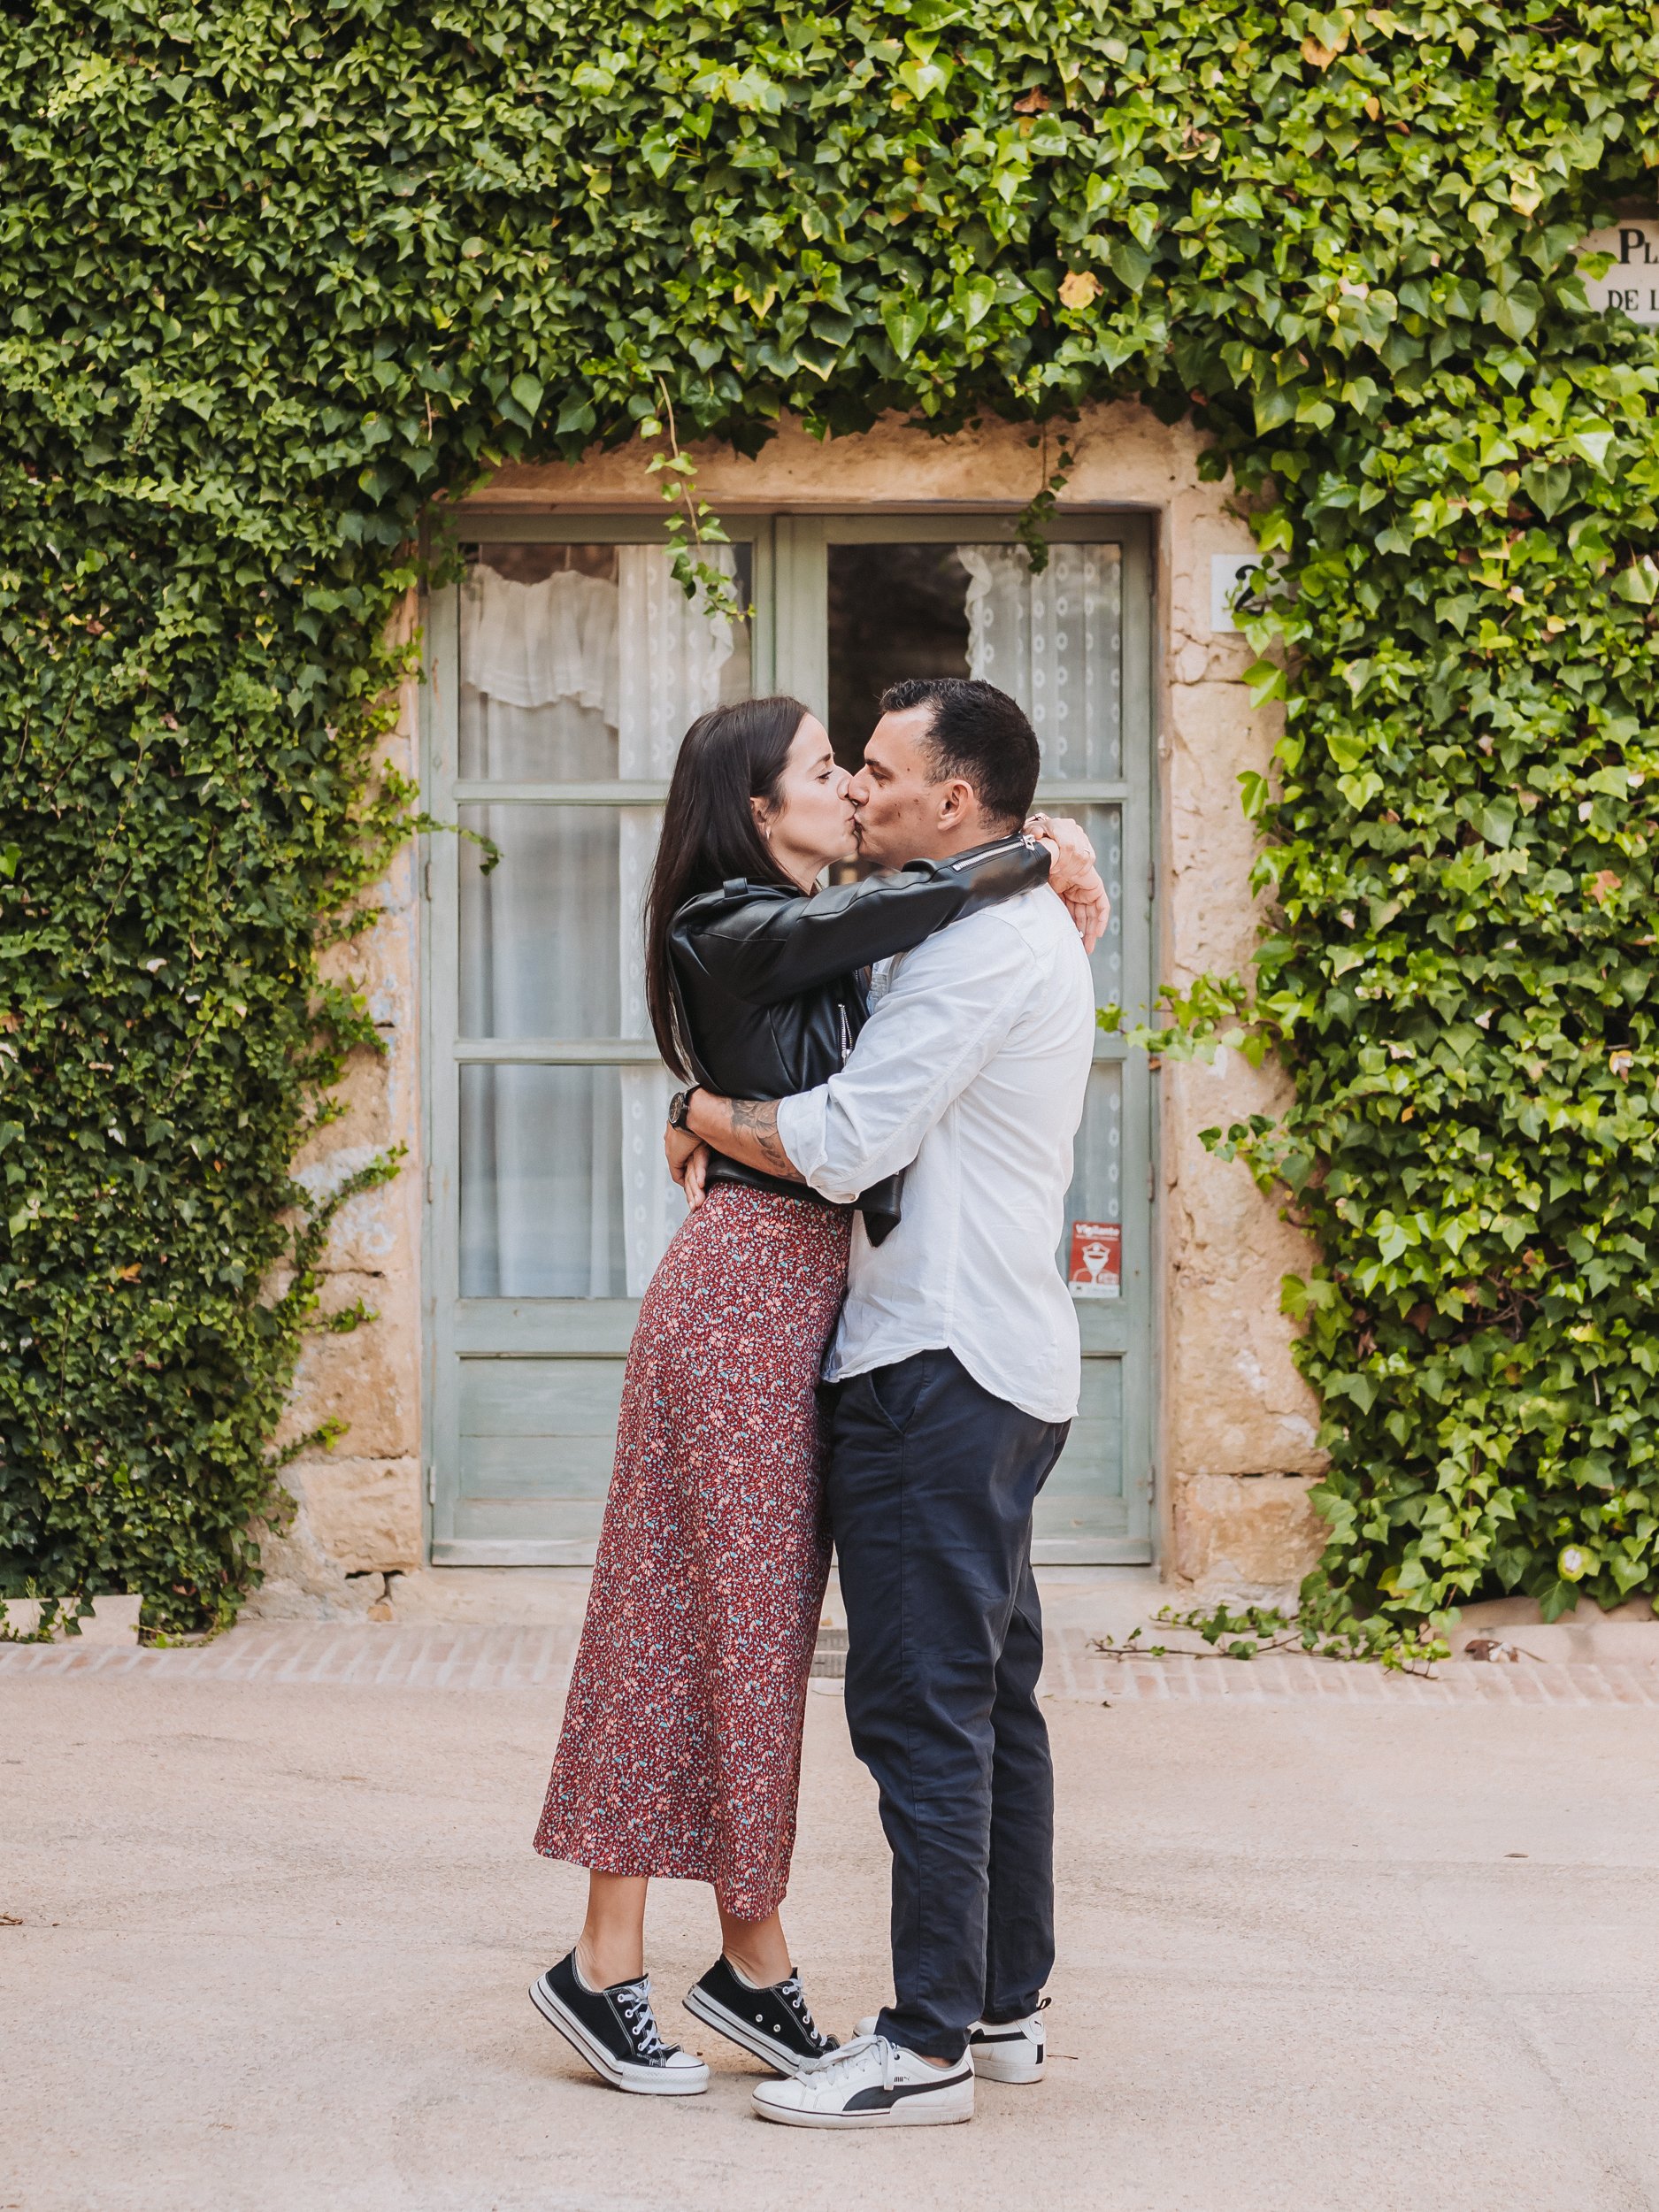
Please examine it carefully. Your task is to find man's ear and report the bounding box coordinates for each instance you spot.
[935,776,976,827]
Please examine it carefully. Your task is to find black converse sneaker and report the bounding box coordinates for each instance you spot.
[683,1956,840,2078]
[529,1951,709,2095]
[752,2032,974,2129]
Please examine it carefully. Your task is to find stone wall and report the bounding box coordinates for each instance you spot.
[1154,436,1329,1589]
[255,399,1327,1614]
[253,636,426,1618]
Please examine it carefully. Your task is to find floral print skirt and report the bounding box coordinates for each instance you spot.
[534,1184,851,1921]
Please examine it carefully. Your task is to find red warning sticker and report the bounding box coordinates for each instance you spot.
[1068,1220,1121,1298]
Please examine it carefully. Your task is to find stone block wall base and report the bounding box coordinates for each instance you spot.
[1170,1471,1327,1598]
[247,1455,422,1621]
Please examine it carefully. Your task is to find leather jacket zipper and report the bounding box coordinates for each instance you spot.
[946,832,1037,873]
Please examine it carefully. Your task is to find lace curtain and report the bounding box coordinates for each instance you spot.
[615,551,738,1294]
[956,542,1122,780]
[457,547,738,1300]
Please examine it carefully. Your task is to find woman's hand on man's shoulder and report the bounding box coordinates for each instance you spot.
[1025,815,1108,953]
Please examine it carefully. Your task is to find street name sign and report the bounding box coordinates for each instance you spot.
[1578,221,1659,326]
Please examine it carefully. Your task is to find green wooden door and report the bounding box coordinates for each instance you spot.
[422,519,770,1563]
[423,511,1155,1564]
[778,516,1156,1563]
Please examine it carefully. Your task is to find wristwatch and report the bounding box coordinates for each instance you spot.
[667,1085,701,1130]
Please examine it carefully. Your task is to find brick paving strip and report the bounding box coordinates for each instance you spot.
[4,1624,1659,1706]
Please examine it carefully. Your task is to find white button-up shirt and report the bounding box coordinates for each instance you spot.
[775,886,1096,1424]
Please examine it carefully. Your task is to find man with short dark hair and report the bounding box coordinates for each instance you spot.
[674,677,1100,2130]
[873,673,1043,832]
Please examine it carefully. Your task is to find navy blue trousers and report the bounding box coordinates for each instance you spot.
[824,1348,1069,2062]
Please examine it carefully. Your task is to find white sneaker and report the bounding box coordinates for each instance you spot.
[752,2033,974,2129]
[967,2006,1046,2084]
[854,2002,1046,2085]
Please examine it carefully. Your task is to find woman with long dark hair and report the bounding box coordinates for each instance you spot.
[528,695,1102,2098]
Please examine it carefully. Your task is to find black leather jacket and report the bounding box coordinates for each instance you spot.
[667,833,1052,1241]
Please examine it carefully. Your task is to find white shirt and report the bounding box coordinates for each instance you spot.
[775,886,1096,1424]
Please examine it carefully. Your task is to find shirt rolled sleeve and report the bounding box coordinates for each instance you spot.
[773,1085,831,1187]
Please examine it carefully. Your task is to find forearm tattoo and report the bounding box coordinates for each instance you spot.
[731,1097,803,1180]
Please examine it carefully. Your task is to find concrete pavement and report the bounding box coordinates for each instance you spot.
[4,1636,1659,2212]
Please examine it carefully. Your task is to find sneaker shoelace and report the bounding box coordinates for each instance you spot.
[779,1972,830,2049]
[615,1981,673,2063]
[810,2032,895,2095]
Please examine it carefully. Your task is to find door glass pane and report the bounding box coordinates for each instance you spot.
[458,806,623,1039]
[1076,803,1124,1012]
[460,1064,676,1301]
[826,541,1120,778]
[826,545,1127,1292]
[455,541,752,1302]
[459,541,752,779]
[460,1064,628,1298]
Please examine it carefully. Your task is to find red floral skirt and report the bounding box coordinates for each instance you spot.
[534,1184,851,1920]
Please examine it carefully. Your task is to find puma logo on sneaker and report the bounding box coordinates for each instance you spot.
[752,2032,974,2128]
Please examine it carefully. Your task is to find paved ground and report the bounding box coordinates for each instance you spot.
[5,1630,1659,2212]
[9,1618,1659,1705]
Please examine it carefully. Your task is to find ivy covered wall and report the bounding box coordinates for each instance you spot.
[4,0,1659,1636]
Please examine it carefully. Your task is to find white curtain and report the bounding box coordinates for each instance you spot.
[457,549,737,1300]
[460,565,621,726]
[615,548,736,1294]
[956,542,1122,781]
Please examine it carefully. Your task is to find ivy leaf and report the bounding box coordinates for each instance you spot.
[956,273,998,330]
[1564,421,1615,472]
[897,56,953,97]
[1486,284,1540,342]
[639,127,676,180]
[1253,386,1296,434]
[880,298,928,362]
[1107,239,1152,293]
[1519,462,1573,518]
[1243,658,1286,709]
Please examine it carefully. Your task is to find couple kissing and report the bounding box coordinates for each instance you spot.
[529,675,1105,2130]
